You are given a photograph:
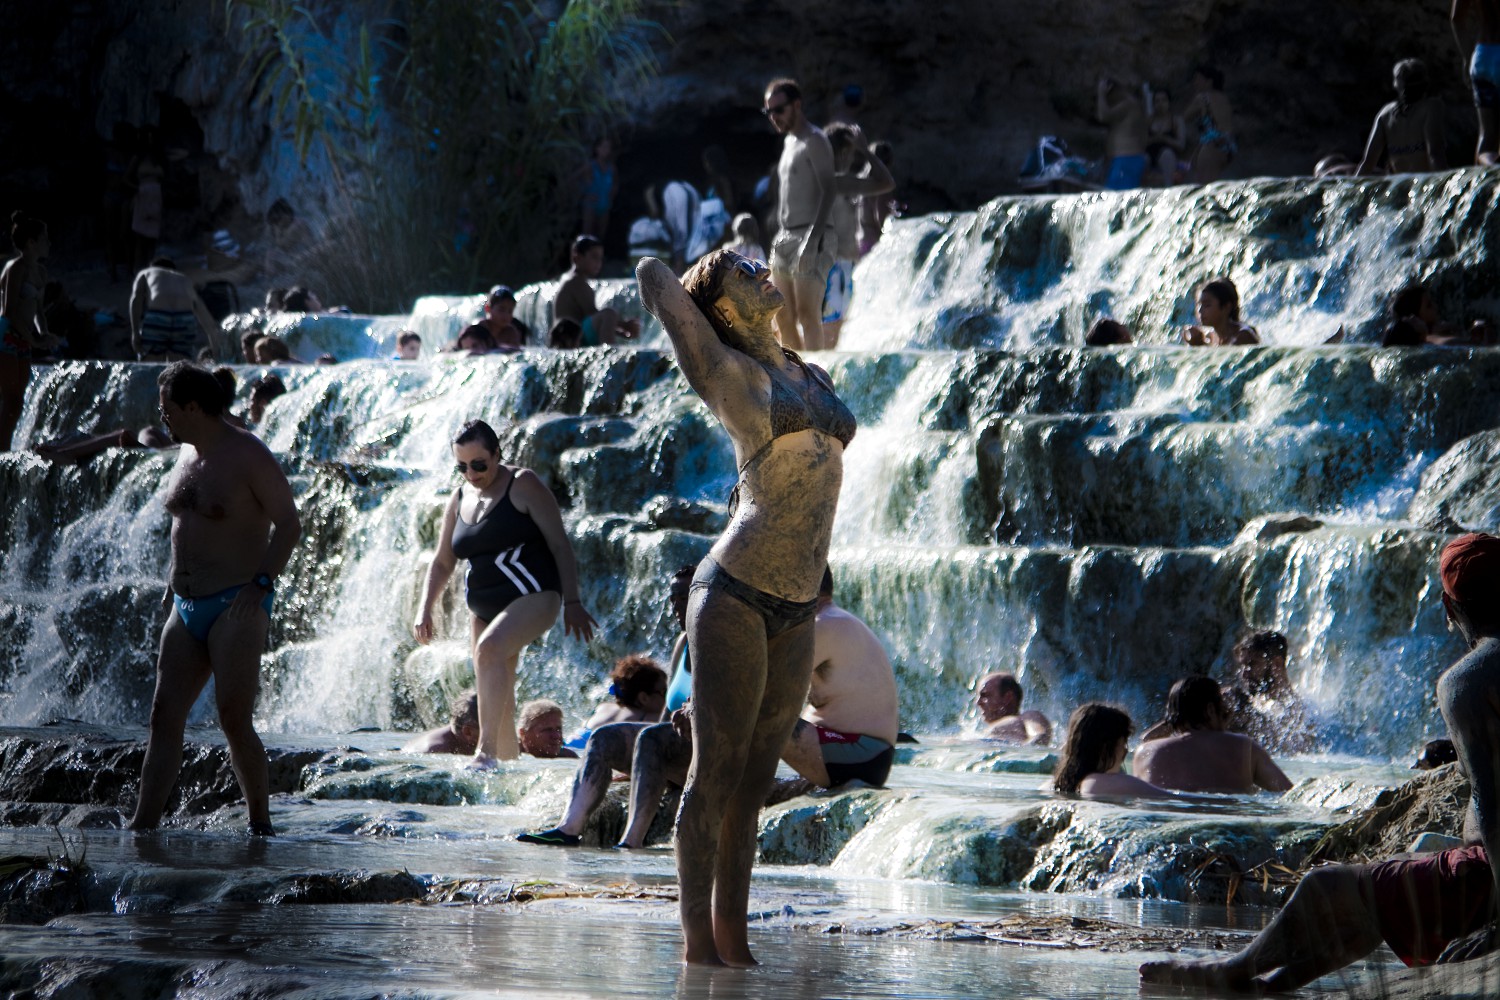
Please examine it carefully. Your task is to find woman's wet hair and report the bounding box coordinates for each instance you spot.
[256,336,292,362]
[609,655,667,708]
[450,689,479,729]
[282,286,317,312]
[1164,675,1226,733]
[1393,58,1429,113]
[572,234,603,257]
[453,419,499,453]
[10,211,45,250]
[825,122,858,163]
[682,248,744,346]
[1053,703,1133,797]
[158,361,230,416]
[1199,277,1241,322]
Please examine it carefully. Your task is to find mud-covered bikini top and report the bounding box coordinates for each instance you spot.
[727,350,856,512]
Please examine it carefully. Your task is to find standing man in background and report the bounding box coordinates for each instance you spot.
[764,78,836,351]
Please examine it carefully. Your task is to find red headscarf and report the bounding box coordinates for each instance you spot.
[1439,533,1500,610]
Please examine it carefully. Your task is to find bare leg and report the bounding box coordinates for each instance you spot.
[207,604,272,829]
[676,587,767,965]
[779,719,830,787]
[470,591,560,763]
[770,268,802,350]
[822,318,843,350]
[622,721,691,847]
[710,620,815,967]
[557,722,646,835]
[129,614,212,829]
[1139,864,1382,993]
[792,274,825,352]
[1191,145,1230,184]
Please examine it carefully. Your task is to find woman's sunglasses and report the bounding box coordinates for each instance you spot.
[732,258,765,279]
[455,459,489,474]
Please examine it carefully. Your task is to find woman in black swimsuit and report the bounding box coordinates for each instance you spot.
[413,419,595,766]
[637,249,854,966]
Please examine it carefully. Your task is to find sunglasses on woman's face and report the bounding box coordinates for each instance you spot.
[732,258,764,280]
[455,459,489,474]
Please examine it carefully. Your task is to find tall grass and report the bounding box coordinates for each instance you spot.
[227,0,667,312]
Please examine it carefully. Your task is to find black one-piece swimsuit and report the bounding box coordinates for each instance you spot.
[450,474,561,622]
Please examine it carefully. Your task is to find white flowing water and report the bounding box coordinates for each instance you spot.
[4,171,1500,994]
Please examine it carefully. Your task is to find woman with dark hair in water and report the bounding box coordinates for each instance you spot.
[412,418,596,766]
[1357,58,1446,175]
[1183,277,1260,345]
[1053,703,1174,799]
[637,248,854,966]
[1,212,58,451]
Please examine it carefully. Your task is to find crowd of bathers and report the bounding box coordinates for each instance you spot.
[1083,276,1496,348]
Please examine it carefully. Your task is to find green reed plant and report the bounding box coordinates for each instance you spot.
[226,0,666,313]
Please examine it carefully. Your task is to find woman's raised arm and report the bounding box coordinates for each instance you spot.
[635,257,753,404]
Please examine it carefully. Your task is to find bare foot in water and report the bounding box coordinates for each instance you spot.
[1139,958,1261,994]
[465,753,499,771]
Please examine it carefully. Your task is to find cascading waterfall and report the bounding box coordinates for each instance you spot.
[4,171,1498,763]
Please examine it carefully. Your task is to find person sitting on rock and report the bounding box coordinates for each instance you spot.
[1053,703,1175,799]
[516,567,693,848]
[254,336,297,365]
[1183,277,1259,345]
[394,330,422,361]
[1141,532,1500,991]
[403,689,480,755]
[480,285,530,352]
[246,374,287,427]
[517,566,899,847]
[452,323,497,355]
[548,318,583,350]
[1132,676,1293,795]
[1221,630,1317,754]
[1389,282,1495,346]
[976,671,1052,745]
[516,699,578,760]
[553,235,640,346]
[581,655,669,733]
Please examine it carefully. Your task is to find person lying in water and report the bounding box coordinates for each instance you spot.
[1052,703,1177,800]
[516,699,578,759]
[1133,676,1293,795]
[403,689,479,755]
[1141,532,1500,992]
[976,671,1052,744]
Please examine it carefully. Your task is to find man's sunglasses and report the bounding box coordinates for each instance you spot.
[455,459,489,474]
[762,101,790,117]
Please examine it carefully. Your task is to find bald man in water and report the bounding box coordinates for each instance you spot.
[976,672,1052,744]
[1141,533,1500,992]
[1454,0,1500,165]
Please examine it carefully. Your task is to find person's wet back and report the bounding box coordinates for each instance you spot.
[131,258,227,362]
[403,689,479,755]
[1132,676,1293,795]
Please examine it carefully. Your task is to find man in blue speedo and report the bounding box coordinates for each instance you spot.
[128,362,301,835]
[1454,0,1500,165]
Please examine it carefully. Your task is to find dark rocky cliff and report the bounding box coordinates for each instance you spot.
[2,0,1478,265]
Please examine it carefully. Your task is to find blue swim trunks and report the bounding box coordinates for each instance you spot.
[173,583,274,642]
[1472,44,1500,110]
[1106,154,1148,191]
[821,260,854,324]
[140,309,198,357]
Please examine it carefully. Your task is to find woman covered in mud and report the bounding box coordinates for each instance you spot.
[636,249,854,966]
[412,419,596,766]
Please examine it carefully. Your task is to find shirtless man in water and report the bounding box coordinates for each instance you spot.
[130,258,227,362]
[765,78,836,352]
[1132,676,1292,795]
[1454,0,1500,165]
[976,671,1052,744]
[780,568,900,788]
[129,362,301,834]
[1141,533,1500,991]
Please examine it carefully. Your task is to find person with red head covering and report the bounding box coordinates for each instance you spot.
[1141,533,1500,992]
